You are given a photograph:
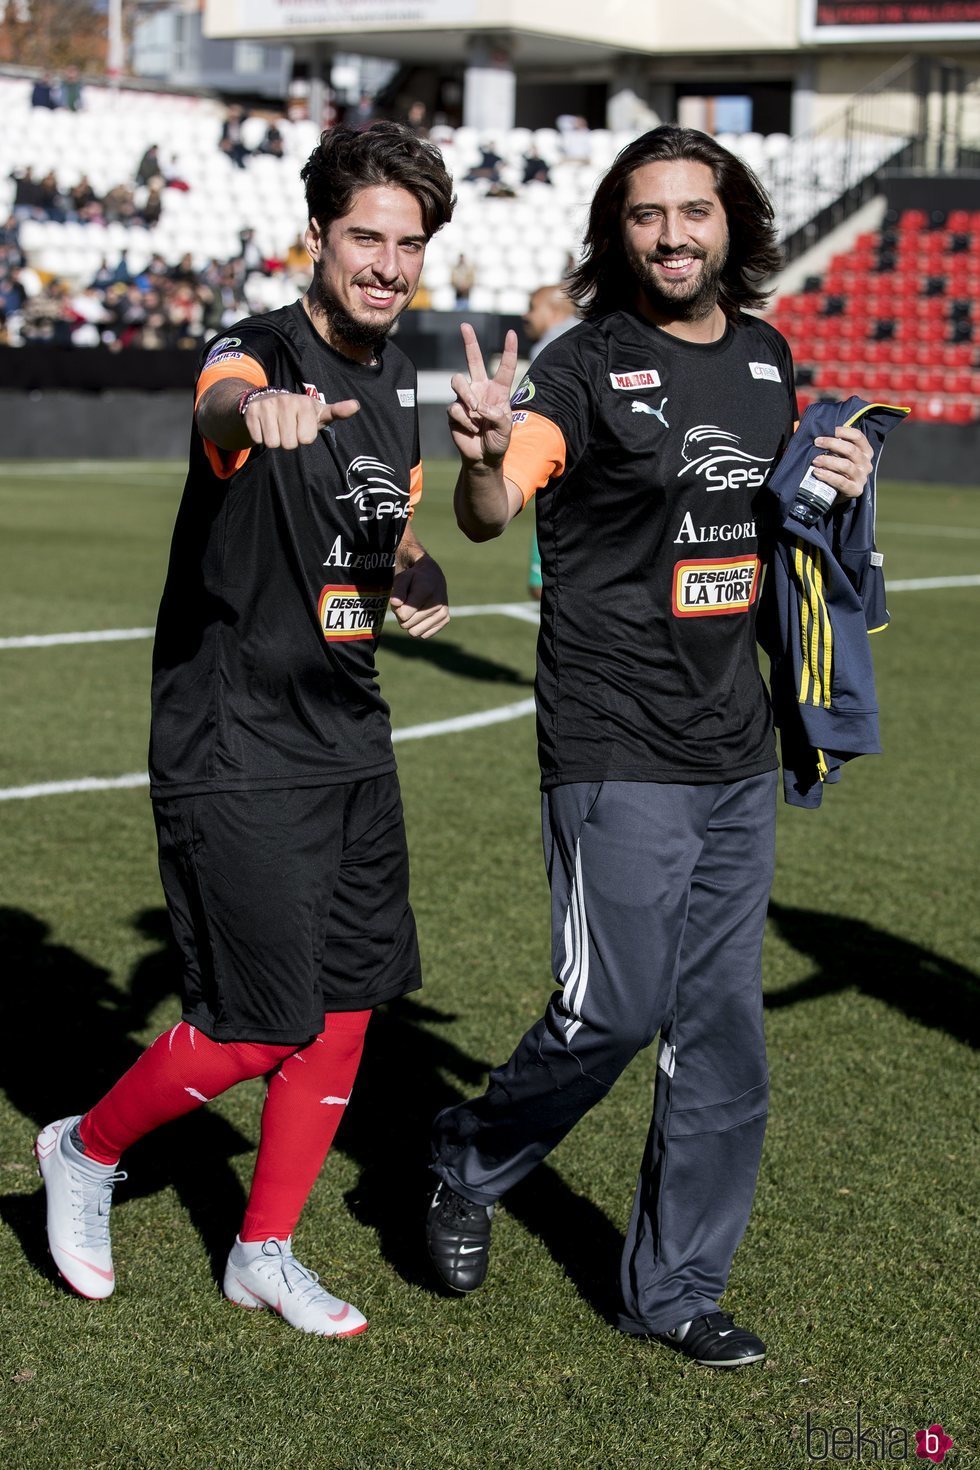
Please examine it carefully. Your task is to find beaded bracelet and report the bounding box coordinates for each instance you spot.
[238,386,291,417]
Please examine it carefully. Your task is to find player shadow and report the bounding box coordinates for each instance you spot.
[1,904,623,1319]
[336,996,625,1323]
[382,631,534,687]
[0,905,255,1291]
[764,900,979,1049]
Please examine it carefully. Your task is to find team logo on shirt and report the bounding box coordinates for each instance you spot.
[337,456,410,523]
[318,584,389,640]
[204,336,242,361]
[672,556,761,617]
[609,368,662,391]
[749,361,781,382]
[510,376,535,407]
[678,425,773,491]
[302,381,326,404]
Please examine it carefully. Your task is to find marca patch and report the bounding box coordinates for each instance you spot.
[318,585,389,641]
[609,369,661,391]
[205,336,242,361]
[749,362,781,382]
[672,556,761,618]
[397,388,416,407]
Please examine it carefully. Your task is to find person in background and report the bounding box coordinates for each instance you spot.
[521,283,580,600]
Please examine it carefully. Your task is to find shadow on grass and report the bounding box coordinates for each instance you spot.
[2,903,623,1321]
[0,905,254,1290]
[765,900,979,1049]
[382,631,533,687]
[335,996,625,1324]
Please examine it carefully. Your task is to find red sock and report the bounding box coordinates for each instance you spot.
[78,1022,297,1165]
[240,1010,371,1242]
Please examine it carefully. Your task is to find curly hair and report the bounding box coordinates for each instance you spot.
[567,125,782,322]
[300,122,455,239]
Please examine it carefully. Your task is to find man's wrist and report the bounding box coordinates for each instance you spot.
[238,386,291,416]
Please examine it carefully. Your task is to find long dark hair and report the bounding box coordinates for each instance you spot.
[301,122,455,239]
[567,125,782,322]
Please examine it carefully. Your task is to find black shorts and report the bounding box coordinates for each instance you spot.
[153,773,421,1045]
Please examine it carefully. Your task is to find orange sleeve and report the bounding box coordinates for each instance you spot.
[194,353,269,480]
[502,411,567,507]
[409,461,423,517]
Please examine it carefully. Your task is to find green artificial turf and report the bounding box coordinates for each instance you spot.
[0,463,976,1470]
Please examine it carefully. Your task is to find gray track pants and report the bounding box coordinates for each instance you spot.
[431,773,777,1334]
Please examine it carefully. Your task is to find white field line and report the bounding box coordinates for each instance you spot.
[0,576,974,801]
[0,697,537,803]
[0,603,539,651]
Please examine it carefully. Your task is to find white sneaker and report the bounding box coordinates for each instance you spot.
[35,1116,126,1300]
[223,1237,367,1338]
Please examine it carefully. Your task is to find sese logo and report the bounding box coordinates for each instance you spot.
[337,456,409,523]
[678,424,773,491]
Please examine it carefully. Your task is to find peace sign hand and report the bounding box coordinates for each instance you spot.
[447,323,520,467]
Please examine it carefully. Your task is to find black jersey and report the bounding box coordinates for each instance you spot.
[503,308,797,789]
[149,302,421,797]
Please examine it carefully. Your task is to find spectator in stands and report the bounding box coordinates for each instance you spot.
[61,65,84,112]
[169,252,197,286]
[68,175,99,219]
[451,253,477,307]
[465,141,505,186]
[30,73,60,110]
[405,100,429,138]
[236,226,266,277]
[350,92,376,131]
[219,106,251,169]
[258,118,286,158]
[140,181,165,230]
[103,182,138,226]
[0,213,24,265]
[136,144,163,188]
[37,172,67,224]
[285,232,311,281]
[11,167,44,220]
[522,147,552,186]
[162,153,191,192]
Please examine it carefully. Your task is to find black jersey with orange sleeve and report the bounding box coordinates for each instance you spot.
[502,308,797,789]
[149,301,423,796]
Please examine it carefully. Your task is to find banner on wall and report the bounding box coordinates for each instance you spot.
[234,0,477,29]
[801,0,980,41]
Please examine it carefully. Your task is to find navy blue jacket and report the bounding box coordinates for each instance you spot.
[758,397,909,807]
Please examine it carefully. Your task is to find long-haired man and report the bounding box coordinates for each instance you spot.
[427,126,872,1366]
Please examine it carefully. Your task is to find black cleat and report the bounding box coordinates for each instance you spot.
[426,1180,494,1293]
[653,1311,766,1368]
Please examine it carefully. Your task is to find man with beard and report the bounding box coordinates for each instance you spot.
[36,124,454,1339]
[426,126,872,1365]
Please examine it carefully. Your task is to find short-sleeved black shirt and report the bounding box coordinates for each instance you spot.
[149,302,421,796]
[504,308,797,789]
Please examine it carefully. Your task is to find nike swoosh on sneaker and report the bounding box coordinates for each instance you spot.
[458,1244,485,1254]
[60,1248,114,1282]
[328,1303,350,1322]
[717,1330,734,1337]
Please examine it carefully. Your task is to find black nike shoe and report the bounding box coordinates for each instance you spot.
[653,1311,766,1368]
[426,1180,494,1293]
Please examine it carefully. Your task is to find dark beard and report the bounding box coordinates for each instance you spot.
[636,250,726,323]
[318,293,390,352]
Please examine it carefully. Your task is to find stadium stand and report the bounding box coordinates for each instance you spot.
[769,207,980,425]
